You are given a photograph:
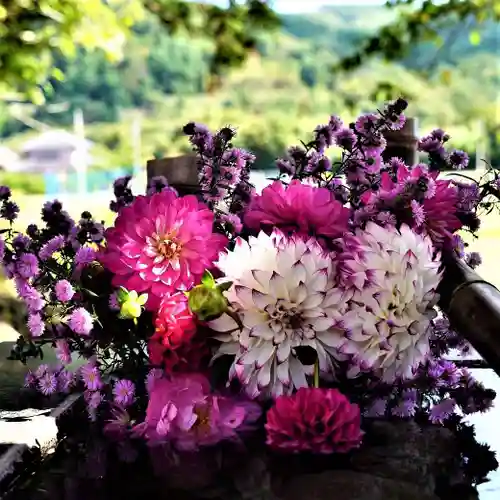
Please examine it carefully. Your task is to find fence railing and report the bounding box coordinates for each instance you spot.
[43,168,133,195]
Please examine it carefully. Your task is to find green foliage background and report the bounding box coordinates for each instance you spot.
[1,4,498,173]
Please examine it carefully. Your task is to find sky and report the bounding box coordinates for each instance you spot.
[271,0,385,13]
[195,0,387,14]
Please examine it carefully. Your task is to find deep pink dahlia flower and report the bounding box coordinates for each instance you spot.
[100,190,227,310]
[245,180,349,242]
[265,387,363,454]
[136,373,261,450]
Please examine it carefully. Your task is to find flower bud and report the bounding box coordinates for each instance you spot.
[186,270,231,321]
[117,288,148,322]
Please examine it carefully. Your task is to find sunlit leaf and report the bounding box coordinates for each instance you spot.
[469,30,481,46]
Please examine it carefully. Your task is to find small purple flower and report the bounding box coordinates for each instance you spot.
[16,253,39,279]
[38,371,58,396]
[465,252,482,269]
[28,313,45,337]
[392,389,417,418]
[355,113,379,136]
[448,149,469,170]
[364,398,387,418]
[410,200,426,227]
[387,113,406,131]
[1,200,19,221]
[39,235,65,261]
[55,279,75,302]
[17,282,45,312]
[334,128,356,151]
[80,363,103,391]
[35,364,49,379]
[429,398,456,424]
[0,186,11,200]
[57,369,75,393]
[24,370,37,388]
[108,291,120,311]
[451,234,466,258]
[74,246,97,266]
[68,307,93,335]
[55,339,72,365]
[113,379,135,407]
[12,234,30,251]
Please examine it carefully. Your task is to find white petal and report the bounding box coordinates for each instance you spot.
[209,314,238,333]
[316,328,344,347]
[276,361,290,385]
[289,355,308,390]
[256,342,276,368]
[276,337,292,363]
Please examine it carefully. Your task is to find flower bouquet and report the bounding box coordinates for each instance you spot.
[2,99,498,499]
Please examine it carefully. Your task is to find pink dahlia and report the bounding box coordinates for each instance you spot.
[265,387,363,454]
[245,180,349,243]
[100,190,227,310]
[362,164,462,245]
[137,373,261,450]
[148,292,209,374]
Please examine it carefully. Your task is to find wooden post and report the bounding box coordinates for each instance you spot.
[146,154,200,196]
[382,117,419,166]
[438,254,500,375]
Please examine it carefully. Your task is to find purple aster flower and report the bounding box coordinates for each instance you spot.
[334,128,356,151]
[355,113,379,136]
[16,253,39,279]
[38,371,58,395]
[55,279,75,302]
[113,379,135,407]
[39,235,65,261]
[57,369,75,393]
[80,363,103,391]
[465,252,482,269]
[392,389,418,418]
[364,398,387,418]
[12,234,31,251]
[28,313,45,337]
[147,175,170,196]
[429,398,456,424]
[24,369,37,388]
[68,307,93,335]
[1,200,19,221]
[450,234,466,258]
[410,200,426,227]
[108,291,120,311]
[55,339,72,365]
[35,364,49,378]
[0,186,11,200]
[74,246,97,266]
[85,390,104,421]
[387,113,406,131]
[448,149,469,170]
[17,282,45,312]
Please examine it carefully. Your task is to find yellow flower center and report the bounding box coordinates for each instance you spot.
[154,233,182,260]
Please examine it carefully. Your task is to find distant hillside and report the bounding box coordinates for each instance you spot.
[0,4,498,171]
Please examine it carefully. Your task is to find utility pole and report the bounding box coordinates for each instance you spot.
[73,108,87,196]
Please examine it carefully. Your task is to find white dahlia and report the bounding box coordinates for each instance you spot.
[209,230,354,399]
[339,222,442,381]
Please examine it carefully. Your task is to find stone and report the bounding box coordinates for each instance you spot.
[275,470,439,500]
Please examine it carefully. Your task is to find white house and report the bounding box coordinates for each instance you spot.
[0,146,20,171]
[17,130,93,173]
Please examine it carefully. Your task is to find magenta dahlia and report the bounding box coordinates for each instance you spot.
[100,190,227,310]
[245,180,349,242]
[265,388,363,454]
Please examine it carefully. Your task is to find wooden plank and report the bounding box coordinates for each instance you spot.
[146,154,200,195]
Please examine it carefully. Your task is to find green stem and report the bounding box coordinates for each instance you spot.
[313,359,319,388]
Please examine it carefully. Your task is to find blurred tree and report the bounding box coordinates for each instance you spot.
[0,0,278,101]
[336,0,500,74]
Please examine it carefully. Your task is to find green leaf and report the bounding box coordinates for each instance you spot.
[469,31,481,46]
[201,270,216,288]
[217,281,233,293]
